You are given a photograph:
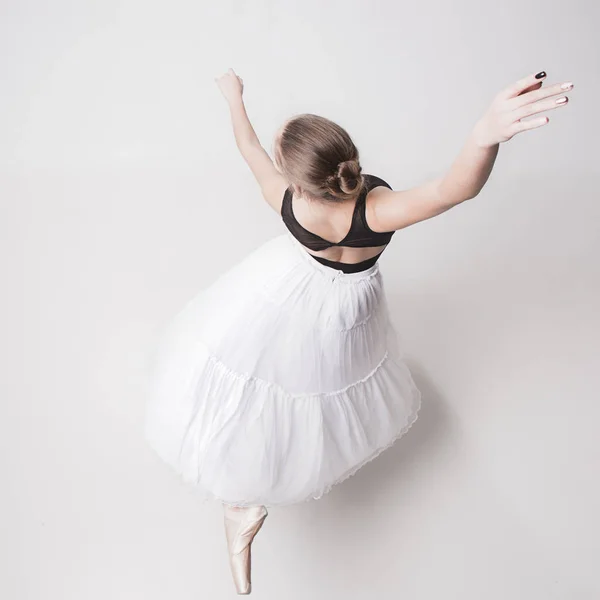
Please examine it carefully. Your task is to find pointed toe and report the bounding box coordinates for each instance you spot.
[223,505,268,594]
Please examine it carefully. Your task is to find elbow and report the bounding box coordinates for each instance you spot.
[457,187,481,202]
[436,180,478,208]
[438,192,476,211]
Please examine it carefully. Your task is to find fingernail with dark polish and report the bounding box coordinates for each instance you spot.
[535,71,547,79]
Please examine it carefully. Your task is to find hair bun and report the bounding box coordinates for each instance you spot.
[336,159,362,194]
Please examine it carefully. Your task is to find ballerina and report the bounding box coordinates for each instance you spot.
[145,67,573,594]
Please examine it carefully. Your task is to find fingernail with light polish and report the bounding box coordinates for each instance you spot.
[556,97,568,104]
[561,82,573,90]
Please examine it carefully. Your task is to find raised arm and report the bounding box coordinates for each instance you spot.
[215,68,288,213]
[369,70,574,233]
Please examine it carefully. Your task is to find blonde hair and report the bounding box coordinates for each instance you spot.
[273,113,365,204]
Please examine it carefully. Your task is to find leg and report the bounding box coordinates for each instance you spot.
[222,502,268,595]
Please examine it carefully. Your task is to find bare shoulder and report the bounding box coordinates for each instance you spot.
[366,175,457,232]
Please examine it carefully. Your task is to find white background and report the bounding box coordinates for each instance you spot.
[1,1,598,598]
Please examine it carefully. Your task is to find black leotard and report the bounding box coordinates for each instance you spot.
[281,174,396,273]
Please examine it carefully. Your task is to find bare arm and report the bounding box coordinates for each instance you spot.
[215,69,288,212]
[370,70,574,232]
[370,131,499,232]
[228,95,260,148]
[438,128,499,206]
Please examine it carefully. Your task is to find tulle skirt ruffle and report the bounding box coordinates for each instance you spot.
[144,231,421,507]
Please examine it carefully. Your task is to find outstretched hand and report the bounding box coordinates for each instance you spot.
[215,68,244,104]
[473,71,574,148]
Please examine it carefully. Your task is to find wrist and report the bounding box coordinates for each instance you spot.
[471,119,498,150]
[228,95,244,110]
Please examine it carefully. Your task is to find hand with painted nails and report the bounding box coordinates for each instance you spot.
[472,71,574,148]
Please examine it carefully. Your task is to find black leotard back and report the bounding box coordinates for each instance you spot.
[281,174,396,273]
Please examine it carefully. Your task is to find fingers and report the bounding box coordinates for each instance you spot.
[512,93,570,121]
[501,71,547,99]
[518,80,543,97]
[509,80,574,109]
[509,116,549,138]
[215,68,239,81]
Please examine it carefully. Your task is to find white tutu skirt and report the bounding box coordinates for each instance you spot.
[144,231,421,507]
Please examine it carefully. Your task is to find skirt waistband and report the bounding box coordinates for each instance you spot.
[283,231,380,282]
[311,251,382,274]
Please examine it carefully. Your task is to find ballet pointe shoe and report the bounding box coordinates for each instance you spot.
[223,504,268,595]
